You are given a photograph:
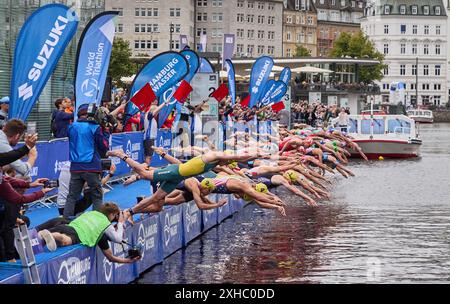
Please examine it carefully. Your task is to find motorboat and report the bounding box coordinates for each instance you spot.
[407,109,434,124]
[346,114,422,159]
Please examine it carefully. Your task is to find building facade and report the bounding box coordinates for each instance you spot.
[105,0,195,58]
[282,0,318,57]
[0,0,105,139]
[313,0,365,57]
[362,0,447,106]
[195,0,284,57]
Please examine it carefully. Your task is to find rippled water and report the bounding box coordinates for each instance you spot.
[139,123,450,284]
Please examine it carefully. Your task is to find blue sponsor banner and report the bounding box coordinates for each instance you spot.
[182,201,202,246]
[46,246,96,284]
[199,57,214,73]
[125,52,190,122]
[160,205,183,258]
[260,80,287,107]
[217,194,232,223]
[150,129,172,167]
[279,67,291,84]
[75,12,118,114]
[202,196,218,231]
[158,50,200,126]
[222,34,235,69]
[109,132,144,176]
[132,214,163,275]
[9,4,78,121]
[230,197,245,214]
[248,56,274,108]
[225,59,236,105]
[259,79,276,106]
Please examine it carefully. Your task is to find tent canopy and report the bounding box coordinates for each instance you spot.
[291,66,333,74]
[244,65,285,72]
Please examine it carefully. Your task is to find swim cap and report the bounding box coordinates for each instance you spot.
[283,170,298,182]
[200,178,216,191]
[255,183,269,193]
[242,193,253,202]
[228,161,238,169]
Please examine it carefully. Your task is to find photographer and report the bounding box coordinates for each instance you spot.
[64,104,109,219]
[37,202,140,264]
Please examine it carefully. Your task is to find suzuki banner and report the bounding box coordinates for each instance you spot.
[225,59,236,105]
[74,11,118,116]
[279,67,291,85]
[222,34,235,69]
[158,50,200,126]
[9,4,78,121]
[248,56,274,108]
[124,51,189,123]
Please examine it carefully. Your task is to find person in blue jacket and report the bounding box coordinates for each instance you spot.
[63,104,109,219]
[51,98,74,138]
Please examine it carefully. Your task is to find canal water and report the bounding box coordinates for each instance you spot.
[138,123,450,284]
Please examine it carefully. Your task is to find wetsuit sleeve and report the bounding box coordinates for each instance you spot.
[97,235,110,250]
[0,145,30,166]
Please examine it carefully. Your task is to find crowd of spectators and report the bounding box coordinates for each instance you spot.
[291,100,350,130]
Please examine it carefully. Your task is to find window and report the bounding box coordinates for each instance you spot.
[212,13,223,22]
[287,15,293,23]
[424,44,429,55]
[268,31,275,40]
[383,84,389,90]
[153,40,158,49]
[140,41,146,49]
[140,24,146,33]
[197,0,207,6]
[175,24,181,33]
[287,31,291,41]
[211,28,223,38]
[287,48,292,57]
[135,24,140,33]
[412,44,417,54]
[170,8,181,17]
[236,44,243,54]
[435,65,441,76]
[153,8,159,17]
[258,2,265,9]
[134,40,139,49]
[422,84,430,90]
[247,29,254,39]
[383,43,389,55]
[411,84,416,90]
[433,96,441,106]
[268,3,274,10]
[237,14,244,22]
[424,25,429,35]
[268,46,275,55]
[384,25,389,34]
[436,44,441,55]
[384,5,390,14]
[171,40,180,50]
[435,6,441,15]
[248,1,254,9]
[400,25,406,34]
[384,67,389,75]
[411,6,418,14]
[247,14,254,23]
[412,65,417,75]
[400,43,406,54]
[412,25,417,34]
[247,44,254,55]
[116,24,123,33]
[212,0,223,7]
[307,16,313,25]
[268,16,275,25]
[140,8,146,16]
[400,5,406,14]
[258,15,265,24]
[423,65,429,76]
[434,84,441,90]
[257,45,264,54]
[257,30,264,39]
[436,26,441,35]
[153,24,159,32]
[237,29,244,38]
[135,8,140,17]
[423,6,429,15]
[237,0,244,8]
[400,65,406,76]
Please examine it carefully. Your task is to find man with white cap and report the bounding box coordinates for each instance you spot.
[0,96,9,129]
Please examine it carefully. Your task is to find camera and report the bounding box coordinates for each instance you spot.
[86,103,118,129]
[127,246,142,259]
[101,158,112,171]
[44,180,59,188]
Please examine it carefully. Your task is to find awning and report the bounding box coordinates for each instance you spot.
[291,66,334,74]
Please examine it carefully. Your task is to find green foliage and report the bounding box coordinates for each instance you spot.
[108,38,137,85]
[329,31,386,83]
[294,45,312,57]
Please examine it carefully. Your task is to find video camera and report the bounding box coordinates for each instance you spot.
[86,103,118,130]
[121,241,142,259]
[101,158,112,171]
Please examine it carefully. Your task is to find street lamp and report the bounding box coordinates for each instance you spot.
[170,23,174,51]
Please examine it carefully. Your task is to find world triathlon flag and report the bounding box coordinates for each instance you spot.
[158,49,200,126]
[9,4,78,120]
[259,80,287,107]
[125,52,189,122]
[248,56,274,108]
[225,59,236,105]
[75,11,118,117]
[199,57,214,73]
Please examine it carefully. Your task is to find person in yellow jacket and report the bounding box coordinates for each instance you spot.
[37,202,140,264]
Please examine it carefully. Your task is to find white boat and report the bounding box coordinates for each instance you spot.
[345,114,422,159]
[407,109,434,124]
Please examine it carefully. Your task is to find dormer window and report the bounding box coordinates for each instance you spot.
[341,0,345,7]
[400,5,406,14]
[384,5,390,14]
[435,6,441,15]
[411,5,418,14]
[423,6,429,15]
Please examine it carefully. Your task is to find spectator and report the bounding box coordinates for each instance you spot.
[51,98,74,138]
[144,100,168,164]
[0,134,37,167]
[338,107,349,132]
[64,104,109,219]
[0,96,9,129]
[0,119,37,177]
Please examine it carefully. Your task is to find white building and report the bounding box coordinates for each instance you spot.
[362,0,448,106]
[105,0,195,57]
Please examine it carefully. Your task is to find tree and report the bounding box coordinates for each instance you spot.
[329,31,386,83]
[108,38,137,86]
[294,45,311,57]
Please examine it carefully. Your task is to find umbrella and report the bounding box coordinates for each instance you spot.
[120,75,135,84]
[291,66,333,74]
